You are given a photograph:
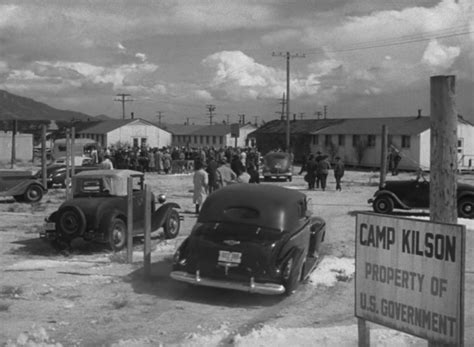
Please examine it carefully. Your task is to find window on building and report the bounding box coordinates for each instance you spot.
[458,138,464,153]
[312,135,319,145]
[141,138,147,147]
[200,136,203,144]
[338,135,345,146]
[368,135,376,147]
[194,136,197,143]
[352,135,360,147]
[325,135,331,146]
[206,136,210,144]
[213,136,216,144]
[220,136,223,145]
[401,135,411,148]
[387,135,393,146]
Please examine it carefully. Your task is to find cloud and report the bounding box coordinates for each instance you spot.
[421,39,461,71]
[135,53,147,62]
[117,42,126,51]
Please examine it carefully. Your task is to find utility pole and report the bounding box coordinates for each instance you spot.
[279,93,286,120]
[272,51,305,152]
[315,111,322,119]
[238,114,246,124]
[323,105,328,119]
[206,104,216,125]
[254,116,259,126]
[300,112,305,120]
[115,93,133,120]
[156,111,164,127]
[225,114,230,124]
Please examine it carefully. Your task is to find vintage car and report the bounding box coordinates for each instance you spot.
[35,162,99,188]
[170,184,326,295]
[40,169,181,250]
[261,151,293,181]
[0,170,46,203]
[368,174,474,218]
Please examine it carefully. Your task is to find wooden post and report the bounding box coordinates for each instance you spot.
[41,124,47,189]
[127,177,133,263]
[429,76,461,347]
[380,125,388,188]
[143,185,152,278]
[10,120,17,169]
[358,318,370,347]
[430,75,458,224]
[65,128,71,200]
[71,126,75,177]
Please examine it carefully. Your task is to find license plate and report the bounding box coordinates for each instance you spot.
[43,222,56,231]
[218,250,242,264]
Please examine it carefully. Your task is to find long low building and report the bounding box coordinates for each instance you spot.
[250,113,474,171]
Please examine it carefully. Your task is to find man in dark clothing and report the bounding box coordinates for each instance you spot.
[333,156,345,191]
[392,149,402,176]
[206,155,219,193]
[316,155,331,191]
[304,154,317,190]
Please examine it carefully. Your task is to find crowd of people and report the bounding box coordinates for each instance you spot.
[300,151,345,192]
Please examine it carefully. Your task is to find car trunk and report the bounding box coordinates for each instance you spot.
[185,222,284,282]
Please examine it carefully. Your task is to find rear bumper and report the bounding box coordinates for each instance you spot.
[170,270,285,295]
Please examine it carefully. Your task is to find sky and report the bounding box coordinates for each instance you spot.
[0,0,472,125]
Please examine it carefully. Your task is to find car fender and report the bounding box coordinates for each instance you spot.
[0,180,46,197]
[458,191,474,201]
[151,202,181,231]
[371,190,411,210]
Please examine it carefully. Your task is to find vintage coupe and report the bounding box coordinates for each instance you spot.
[41,170,181,250]
[0,170,46,203]
[171,184,326,295]
[261,151,294,182]
[35,162,99,188]
[368,174,474,218]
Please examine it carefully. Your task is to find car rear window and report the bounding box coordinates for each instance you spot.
[81,179,102,193]
[223,207,259,220]
[194,222,281,242]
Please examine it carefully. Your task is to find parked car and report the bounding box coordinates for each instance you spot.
[261,151,293,181]
[170,184,326,295]
[52,156,93,166]
[35,162,99,188]
[0,170,46,203]
[368,174,474,218]
[40,170,182,250]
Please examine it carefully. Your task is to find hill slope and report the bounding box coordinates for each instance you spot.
[0,90,93,121]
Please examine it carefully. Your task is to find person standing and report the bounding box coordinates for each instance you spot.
[192,160,208,214]
[333,156,345,191]
[216,157,237,189]
[304,154,317,190]
[99,154,114,170]
[316,155,331,191]
[206,155,219,193]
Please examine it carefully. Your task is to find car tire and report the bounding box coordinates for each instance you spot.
[107,217,128,252]
[163,209,180,239]
[283,250,305,295]
[373,196,394,214]
[458,197,474,219]
[56,206,86,241]
[23,184,43,203]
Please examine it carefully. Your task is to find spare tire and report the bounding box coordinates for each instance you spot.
[56,206,87,241]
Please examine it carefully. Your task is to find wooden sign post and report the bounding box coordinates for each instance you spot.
[127,177,133,263]
[143,185,152,278]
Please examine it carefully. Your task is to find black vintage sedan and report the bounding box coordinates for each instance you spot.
[41,170,181,250]
[261,151,294,182]
[368,175,474,218]
[171,184,326,295]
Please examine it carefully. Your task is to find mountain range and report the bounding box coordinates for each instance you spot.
[0,90,109,122]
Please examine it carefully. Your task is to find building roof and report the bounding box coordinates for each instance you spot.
[165,123,256,136]
[163,124,206,135]
[313,116,431,135]
[249,119,343,136]
[77,118,166,135]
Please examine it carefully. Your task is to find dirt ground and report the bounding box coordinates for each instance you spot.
[0,168,473,346]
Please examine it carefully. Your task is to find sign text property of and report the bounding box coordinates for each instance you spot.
[355,213,465,344]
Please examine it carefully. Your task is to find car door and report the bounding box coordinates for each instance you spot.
[410,180,430,208]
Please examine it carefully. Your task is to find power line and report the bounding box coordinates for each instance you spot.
[206,104,216,125]
[114,93,133,120]
[272,52,305,152]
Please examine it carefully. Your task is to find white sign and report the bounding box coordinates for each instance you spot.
[355,213,465,345]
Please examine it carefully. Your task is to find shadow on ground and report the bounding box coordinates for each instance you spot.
[126,259,284,308]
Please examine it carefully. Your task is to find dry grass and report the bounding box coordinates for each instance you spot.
[0,285,23,298]
[110,297,129,309]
